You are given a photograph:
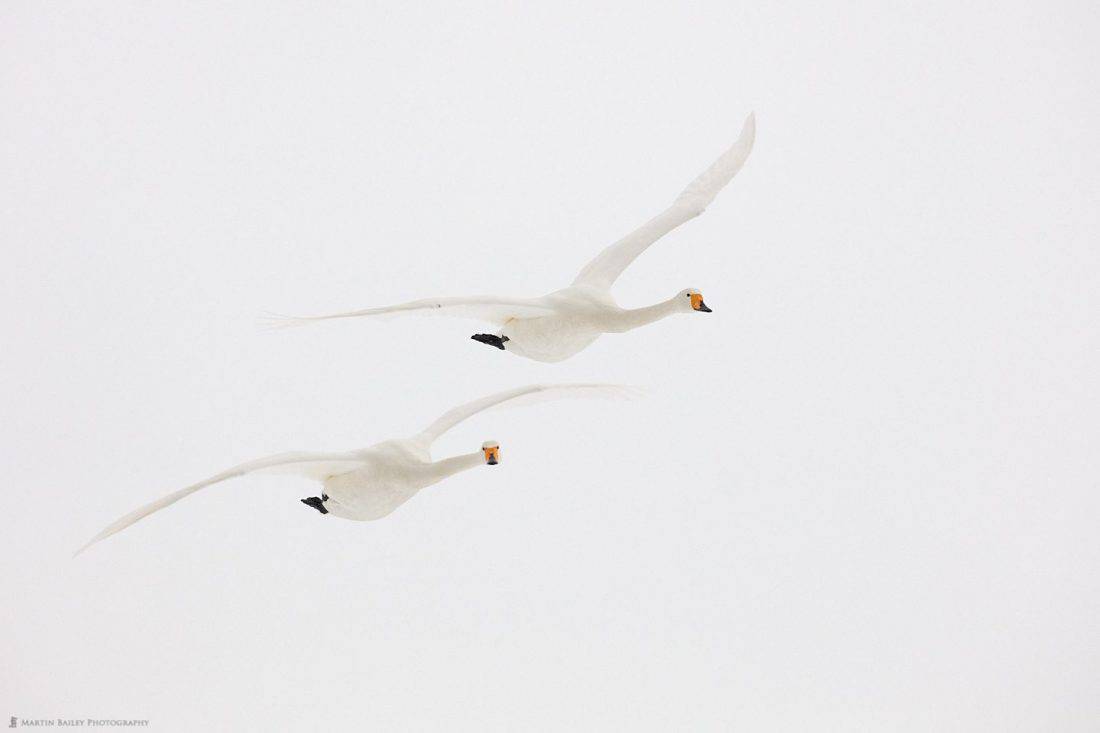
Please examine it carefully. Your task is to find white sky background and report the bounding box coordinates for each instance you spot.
[2,1,1097,730]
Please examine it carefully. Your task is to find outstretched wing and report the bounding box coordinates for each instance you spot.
[413,383,634,447]
[265,295,555,329]
[75,451,366,555]
[573,113,755,289]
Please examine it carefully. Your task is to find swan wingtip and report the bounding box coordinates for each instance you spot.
[742,112,757,140]
[257,312,310,331]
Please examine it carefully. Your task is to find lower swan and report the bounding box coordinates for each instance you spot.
[75,383,628,555]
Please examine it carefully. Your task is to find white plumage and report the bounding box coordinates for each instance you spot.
[76,384,630,555]
[271,114,755,362]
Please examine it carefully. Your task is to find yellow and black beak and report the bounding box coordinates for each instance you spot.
[690,293,712,312]
[482,443,500,465]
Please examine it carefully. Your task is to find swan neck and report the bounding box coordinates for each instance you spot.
[611,297,680,331]
[427,451,483,480]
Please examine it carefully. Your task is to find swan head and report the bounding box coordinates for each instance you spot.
[679,288,712,313]
[482,441,500,465]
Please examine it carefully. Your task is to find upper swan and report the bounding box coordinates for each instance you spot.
[271,113,755,363]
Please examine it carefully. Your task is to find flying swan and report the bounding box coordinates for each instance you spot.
[271,113,755,363]
[76,383,629,555]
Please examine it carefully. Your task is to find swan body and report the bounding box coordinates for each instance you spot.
[320,440,441,521]
[76,384,627,554]
[498,286,612,362]
[496,284,688,362]
[272,114,755,363]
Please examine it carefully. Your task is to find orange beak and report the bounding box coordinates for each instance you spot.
[483,445,500,465]
[690,293,712,312]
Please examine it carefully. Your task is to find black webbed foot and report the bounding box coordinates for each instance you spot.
[300,494,329,514]
[471,334,510,350]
